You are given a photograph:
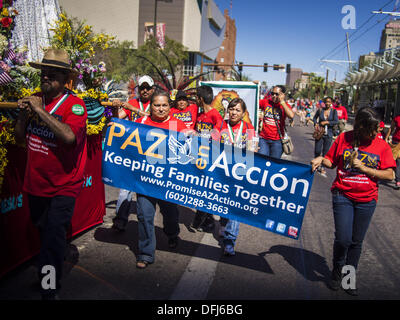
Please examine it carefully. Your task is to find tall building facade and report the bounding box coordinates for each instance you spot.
[379,20,400,51]
[215,9,236,81]
[285,68,303,89]
[58,0,226,75]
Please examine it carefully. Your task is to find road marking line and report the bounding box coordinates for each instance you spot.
[170,232,221,300]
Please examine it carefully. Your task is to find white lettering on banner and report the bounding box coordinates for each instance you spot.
[104,151,165,178]
[208,151,309,197]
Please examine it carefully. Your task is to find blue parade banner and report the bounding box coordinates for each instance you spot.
[102,118,315,239]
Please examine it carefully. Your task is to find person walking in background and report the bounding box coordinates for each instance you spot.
[110,75,155,231]
[191,85,223,232]
[212,98,257,256]
[311,107,395,296]
[333,99,348,136]
[313,97,338,177]
[14,49,88,300]
[258,85,294,158]
[385,113,400,190]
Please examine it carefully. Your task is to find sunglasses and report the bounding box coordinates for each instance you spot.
[270,92,279,96]
[139,86,152,91]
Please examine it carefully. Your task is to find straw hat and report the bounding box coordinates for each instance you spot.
[29,48,74,72]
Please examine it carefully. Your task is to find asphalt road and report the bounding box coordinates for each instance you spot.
[1,115,400,304]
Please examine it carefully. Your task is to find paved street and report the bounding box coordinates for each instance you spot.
[1,115,400,302]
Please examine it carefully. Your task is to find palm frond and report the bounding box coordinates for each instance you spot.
[177,71,214,90]
[158,49,177,89]
[135,55,172,91]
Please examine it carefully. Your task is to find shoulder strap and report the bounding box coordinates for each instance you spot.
[272,109,284,141]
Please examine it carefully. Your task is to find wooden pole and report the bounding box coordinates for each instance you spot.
[0,101,113,109]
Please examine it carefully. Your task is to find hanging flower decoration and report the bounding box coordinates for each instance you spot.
[0,115,15,192]
[0,1,17,39]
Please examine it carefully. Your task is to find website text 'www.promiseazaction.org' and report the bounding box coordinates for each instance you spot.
[140,175,260,215]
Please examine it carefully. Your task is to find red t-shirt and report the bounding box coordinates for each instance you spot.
[213,120,256,149]
[123,98,151,122]
[334,105,348,120]
[259,99,290,140]
[195,108,223,139]
[136,115,188,132]
[392,115,400,143]
[324,131,396,202]
[170,104,198,130]
[24,93,87,198]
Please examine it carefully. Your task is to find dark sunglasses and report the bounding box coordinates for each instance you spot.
[139,85,152,91]
[270,92,279,96]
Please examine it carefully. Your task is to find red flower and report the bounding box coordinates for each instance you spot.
[1,17,12,28]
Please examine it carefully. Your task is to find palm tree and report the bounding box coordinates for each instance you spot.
[309,73,326,101]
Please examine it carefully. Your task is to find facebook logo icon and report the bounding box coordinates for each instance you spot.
[265,219,275,230]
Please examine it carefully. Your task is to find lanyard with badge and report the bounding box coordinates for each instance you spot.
[227,120,244,146]
[139,100,150,113]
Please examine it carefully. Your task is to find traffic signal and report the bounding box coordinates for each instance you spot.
[264,63,268,72]
[286,64,291,74]
[273,64,280,71]
[238,62,243,72]
[213,60,218,71]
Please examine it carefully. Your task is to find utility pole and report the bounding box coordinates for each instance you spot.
[346,32,352,71]
[325,68,329,95]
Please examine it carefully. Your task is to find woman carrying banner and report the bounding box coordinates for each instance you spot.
[311,107,395,296]
[212,98,258,256]
[134,90,188,269]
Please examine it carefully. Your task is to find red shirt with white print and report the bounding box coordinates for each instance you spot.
[259,99,290,141]
[170,104,198,130]
[334,105,348,120]
[324,131,396,202]
[195,108,223,139]
[24,92,87,198]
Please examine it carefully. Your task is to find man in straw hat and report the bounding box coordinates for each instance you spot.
[15,48,87,300]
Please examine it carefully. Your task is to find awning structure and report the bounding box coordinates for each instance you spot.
[345,50,400,86]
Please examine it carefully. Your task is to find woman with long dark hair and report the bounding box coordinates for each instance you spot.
[311,107,396,296]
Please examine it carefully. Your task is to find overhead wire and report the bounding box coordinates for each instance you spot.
[320,0,395,61]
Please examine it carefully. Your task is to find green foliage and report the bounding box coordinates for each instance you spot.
[95,36,188,83]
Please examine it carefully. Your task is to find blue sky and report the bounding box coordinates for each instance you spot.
[214,0,398,87]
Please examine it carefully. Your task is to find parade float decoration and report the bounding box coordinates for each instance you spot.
[0,4,109,278]
[0,7,114,191]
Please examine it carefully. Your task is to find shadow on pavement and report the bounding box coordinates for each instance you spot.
[94,218,273,274]
[260,245,331,283]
